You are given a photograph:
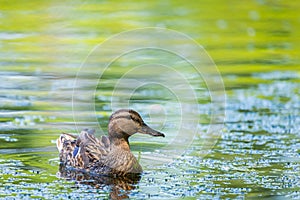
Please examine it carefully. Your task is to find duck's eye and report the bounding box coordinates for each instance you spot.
[130,115,142,125]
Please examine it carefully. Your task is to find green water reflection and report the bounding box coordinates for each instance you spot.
[0,0,299,199]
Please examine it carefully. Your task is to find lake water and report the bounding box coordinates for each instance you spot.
[0,0,299,199]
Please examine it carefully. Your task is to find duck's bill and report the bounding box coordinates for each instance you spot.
[140,124,165,137]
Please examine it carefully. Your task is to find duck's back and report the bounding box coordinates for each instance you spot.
[57,129,143,176]
[56,129,111,171]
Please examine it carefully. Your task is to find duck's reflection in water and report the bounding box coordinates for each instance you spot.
[58,164,141,200]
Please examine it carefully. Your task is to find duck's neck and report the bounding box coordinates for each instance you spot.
[109,136,131,151]
[108,133,142,174]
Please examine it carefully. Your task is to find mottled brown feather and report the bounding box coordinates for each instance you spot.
[56,109,165,177]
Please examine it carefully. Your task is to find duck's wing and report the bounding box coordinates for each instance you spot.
[73,129,110,169]
[57,129,110,169]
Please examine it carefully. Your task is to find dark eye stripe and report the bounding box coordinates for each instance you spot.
[130,115,142,124]
[111,114,142,125]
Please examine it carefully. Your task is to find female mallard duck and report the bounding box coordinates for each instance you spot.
[56,109,165,177]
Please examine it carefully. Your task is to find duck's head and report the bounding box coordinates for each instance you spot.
[108,109,165,141]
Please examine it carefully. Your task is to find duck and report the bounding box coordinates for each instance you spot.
[56,109,165,177]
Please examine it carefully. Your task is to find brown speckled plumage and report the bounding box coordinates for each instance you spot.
[56,109,165,177]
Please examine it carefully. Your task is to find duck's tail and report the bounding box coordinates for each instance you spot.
[56,132,77,167]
